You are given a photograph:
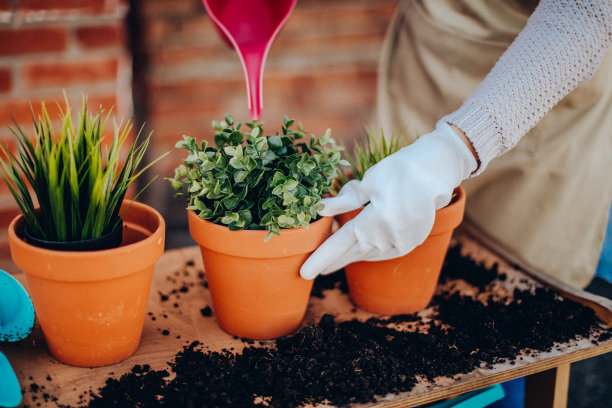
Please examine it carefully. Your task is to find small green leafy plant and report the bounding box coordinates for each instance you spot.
[0,96,165,242]
[168,114,347,240]
[337,128,414,188]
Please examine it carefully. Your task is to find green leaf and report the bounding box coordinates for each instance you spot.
[215,132,229,147]
[297,159,316,176]
[283,117,295,128]
[262,197,277,210]
[234,170,248,183]
[194,197,207,212]
[169,179,183,190]
[223,195,240,210]
[272,184,284,196]
[277,214,294,227]
[283,179,298,191]
[272,171,285,186]
[188,180,201,193]
[267,135,282,150]
[234,144,243,159]
[221,212,239,224]
[238,209,252,225]
[229,130,243,144]
[229,156,244,169]
[263,150,277,165]
[255,137,267,151]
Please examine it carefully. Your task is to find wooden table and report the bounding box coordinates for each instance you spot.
[1,229,611,408]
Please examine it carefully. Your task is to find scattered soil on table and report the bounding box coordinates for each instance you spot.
[439,245,502,290]
[158,262,199,303]
[311,269,349,299]
[25,379,58,406]
[84,245,611,408]
[200,306,213,317]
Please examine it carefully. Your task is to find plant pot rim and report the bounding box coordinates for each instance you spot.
[8,200,165,282]
[24,223,123,251]
[188,210,333,258]
[430,185,466,235]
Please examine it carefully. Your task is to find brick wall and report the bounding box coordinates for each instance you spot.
[132,0,398,237]
[0,0,131,181]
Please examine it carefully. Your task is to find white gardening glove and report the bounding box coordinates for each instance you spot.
[300,121,477,279]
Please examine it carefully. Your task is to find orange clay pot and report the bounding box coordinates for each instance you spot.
[8,201,165,367]
[188,211,332,339]
[337,186,466,315]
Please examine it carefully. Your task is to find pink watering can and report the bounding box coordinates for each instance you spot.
[203,0,297,120]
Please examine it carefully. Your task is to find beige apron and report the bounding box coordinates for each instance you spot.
[378,0,612,288]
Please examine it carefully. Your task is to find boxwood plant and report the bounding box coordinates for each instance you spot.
[168,114,347,240]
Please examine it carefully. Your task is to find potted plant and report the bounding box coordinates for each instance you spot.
[336,130,466,315]
[168,114,345,339]
[1,96,167,367]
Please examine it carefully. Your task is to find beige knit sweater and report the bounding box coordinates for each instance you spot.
[442,0,612,174]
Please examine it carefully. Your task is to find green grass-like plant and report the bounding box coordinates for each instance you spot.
[0,96,164,242]
[337,128,415,188]
[167,114,347,240]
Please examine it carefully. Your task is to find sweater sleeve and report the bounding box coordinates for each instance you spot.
[442,0,612,174]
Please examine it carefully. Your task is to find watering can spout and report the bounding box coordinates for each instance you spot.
[203,0,297,121]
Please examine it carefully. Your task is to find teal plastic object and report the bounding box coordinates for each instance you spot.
[0,269,35,342]
[422,384,505,408]
[0,352,21,407]
[0,269,34,408]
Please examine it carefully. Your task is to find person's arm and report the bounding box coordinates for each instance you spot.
[300,0,612,279]
[444,0,612,174]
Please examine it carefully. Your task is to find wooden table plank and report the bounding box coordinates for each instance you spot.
[1,232,610,408]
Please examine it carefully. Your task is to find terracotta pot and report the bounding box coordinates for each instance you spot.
[337,187,466,315]
[8,201,165,367]
[188,211,332,339]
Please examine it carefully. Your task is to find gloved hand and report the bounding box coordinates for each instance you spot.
[300,121,478,279]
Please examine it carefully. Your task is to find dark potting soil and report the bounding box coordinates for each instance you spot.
[311,269,349,299]
[158,262,199,303]
[438,245,501,290]
[85,245,610,408]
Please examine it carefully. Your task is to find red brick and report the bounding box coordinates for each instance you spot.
[86,94,119,114]
[77,24,126,49]
[20,0,105,13]
[143,16,213,48]
[0,99,64,128]
[22,58,119,88]
[0,68,11,93]
[0,28,67,56]
[140,0,204,20]
[147,78,244,110]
